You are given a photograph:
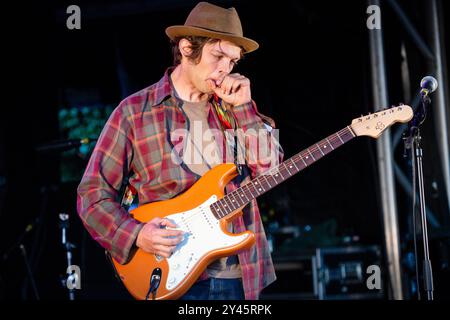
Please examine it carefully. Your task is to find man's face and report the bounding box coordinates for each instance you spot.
[187,40,242,94]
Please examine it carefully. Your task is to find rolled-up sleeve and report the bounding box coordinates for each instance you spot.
[232,100,284,178]
[77,102,143,264]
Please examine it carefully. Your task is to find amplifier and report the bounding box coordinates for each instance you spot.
[315,245,384,300]
[260,245,384,300]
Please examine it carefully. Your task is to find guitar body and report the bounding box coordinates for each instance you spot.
[112,163,256,300]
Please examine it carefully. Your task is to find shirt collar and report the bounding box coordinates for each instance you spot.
[151,67,177,108]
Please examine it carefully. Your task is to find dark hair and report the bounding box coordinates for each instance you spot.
[171,36,219,66]
[171,36,244,66]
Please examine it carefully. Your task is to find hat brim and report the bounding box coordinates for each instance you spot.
[165,25,259,54]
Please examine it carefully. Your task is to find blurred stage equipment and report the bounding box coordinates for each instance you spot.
[1,218,40,300]
[19,244,40,300]
[35,138,97,153]
[2,221,35,262]
[59,213,77,300]
[315,246,383,300]
[260,245,382,300]
[403,76,438,300]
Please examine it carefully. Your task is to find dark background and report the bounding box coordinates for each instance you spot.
[1,0,449,300]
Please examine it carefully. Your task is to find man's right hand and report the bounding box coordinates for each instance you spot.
[136,217,184,258]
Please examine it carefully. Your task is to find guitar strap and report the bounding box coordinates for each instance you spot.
[120,178,137,211]
[211,94,244,176]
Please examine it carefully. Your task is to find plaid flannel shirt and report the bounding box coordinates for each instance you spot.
[77,67,284,300]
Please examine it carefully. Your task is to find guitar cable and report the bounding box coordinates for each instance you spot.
[145,269,162,300]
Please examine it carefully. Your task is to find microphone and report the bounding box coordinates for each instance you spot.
[420,76,438,96]
[35,138,96,153]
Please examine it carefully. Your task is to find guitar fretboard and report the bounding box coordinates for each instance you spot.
[210,126,356,219]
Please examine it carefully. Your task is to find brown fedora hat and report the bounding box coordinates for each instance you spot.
[165,2,259,53]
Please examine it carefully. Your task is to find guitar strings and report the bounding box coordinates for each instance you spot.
[209,126,354,219]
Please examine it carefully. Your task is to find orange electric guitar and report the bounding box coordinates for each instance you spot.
[111,105,413,300]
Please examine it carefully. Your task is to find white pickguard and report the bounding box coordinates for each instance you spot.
[161,195,249,291]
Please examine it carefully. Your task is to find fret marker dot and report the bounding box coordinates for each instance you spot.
[258,188,262,191]
[289,166,292,168]
[241,194,244,197]
[255,182,258,185]
[306,156,309,159]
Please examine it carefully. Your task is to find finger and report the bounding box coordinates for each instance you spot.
[159,218,178,228]
[155,235,183,246]
[222,77,235,95]
[158,220,184,236]
[218,77,229,95]
[153,245,171,258]
[216,73,229,87]
[224,75,241,95]
[153,228,177,238]
[236,77,250,93]
[209,82,227,99]
[212,87,227,101]
[230,78,242,95]
[154,244,176,254]
[159,228,184,237]
[207,79,217,91]
[150,217,163,226]
[231,78,246,94]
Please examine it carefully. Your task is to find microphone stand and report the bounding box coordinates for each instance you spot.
[59,213,76,300]
[404,90,434,300]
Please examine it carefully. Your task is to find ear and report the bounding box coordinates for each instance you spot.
[179,38,193,57]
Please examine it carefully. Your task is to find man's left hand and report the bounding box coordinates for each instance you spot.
[207,73,251,107]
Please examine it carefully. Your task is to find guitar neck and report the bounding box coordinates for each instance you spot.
[210,126,356,219]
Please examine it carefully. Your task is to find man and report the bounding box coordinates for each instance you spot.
[77,2,283,300]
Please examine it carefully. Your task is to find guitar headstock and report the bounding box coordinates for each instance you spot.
[350,105,413,138]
